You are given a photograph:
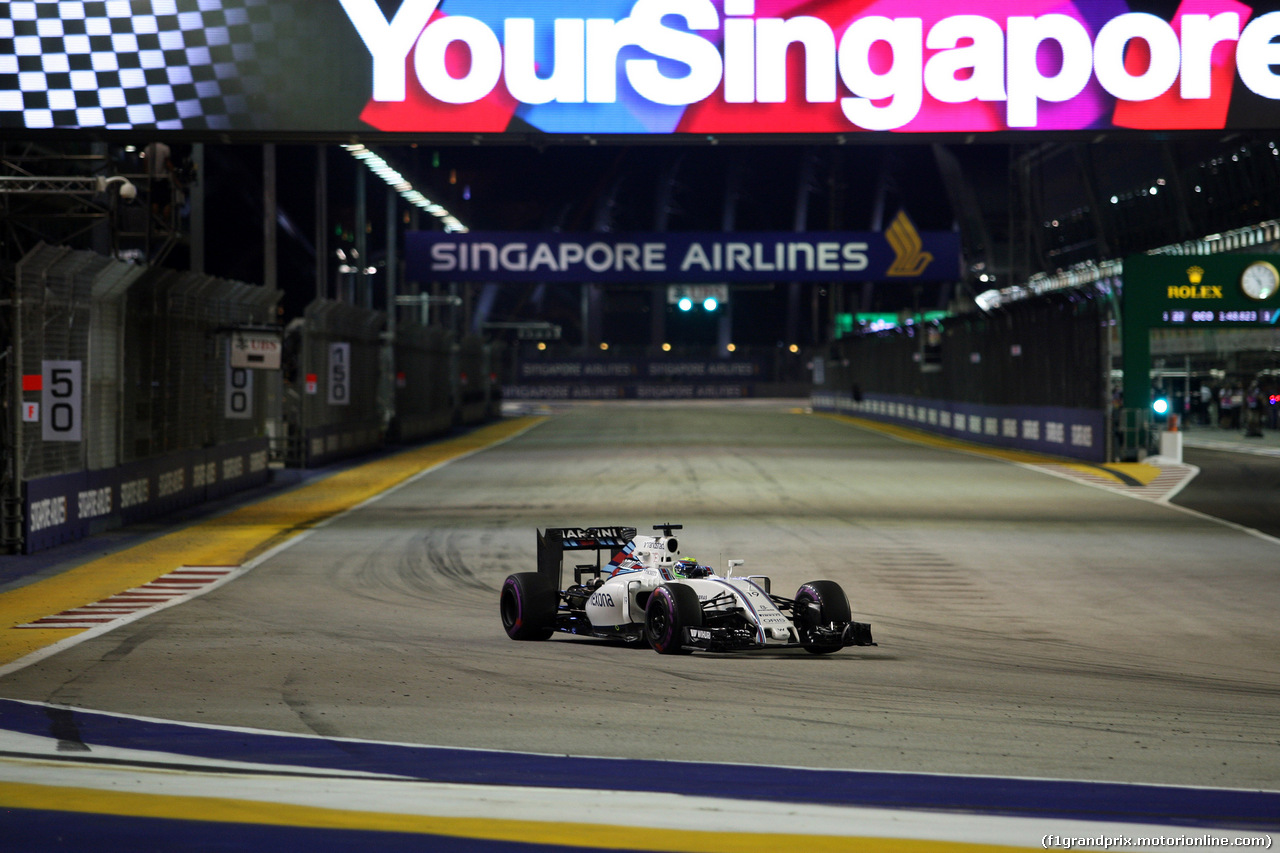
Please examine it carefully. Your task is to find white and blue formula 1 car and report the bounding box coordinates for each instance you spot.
[499,524,875,655]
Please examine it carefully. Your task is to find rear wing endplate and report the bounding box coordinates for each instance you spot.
[537,526,637,588]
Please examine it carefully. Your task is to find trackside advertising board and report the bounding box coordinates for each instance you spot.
[6,1,1280,135]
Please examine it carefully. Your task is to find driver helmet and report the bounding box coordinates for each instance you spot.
[675,558,711,578]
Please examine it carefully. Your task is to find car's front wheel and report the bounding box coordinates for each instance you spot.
[794,580,851,655]
[644,583,702,654]
[500,572,557,641]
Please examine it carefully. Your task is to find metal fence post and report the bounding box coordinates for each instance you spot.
[2,252,26,551]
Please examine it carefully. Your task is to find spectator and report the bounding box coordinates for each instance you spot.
[1220,384,1241,429]
[1245,384,1264,437]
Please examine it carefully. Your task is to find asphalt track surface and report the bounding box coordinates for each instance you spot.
[1,403,1278,849]
[1176,446,1280,540]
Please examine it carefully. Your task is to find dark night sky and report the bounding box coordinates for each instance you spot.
[198,140,974,344]
[187,0,1280,342]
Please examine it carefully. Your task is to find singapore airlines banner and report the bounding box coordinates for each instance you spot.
[406,217,961,282]
[3,0,1280,135]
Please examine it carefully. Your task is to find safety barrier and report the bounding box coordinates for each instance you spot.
[456,334,503,425]
[816,285,1111,462]
[279,303,501,466]
[284,299,385,468]
[812,391,1106,462]
[504,345,809,400]
[120,266,279,461]
[22,437,269,554]
[6,248,512,550]
[3,243,280,553]
[391,323,456,442]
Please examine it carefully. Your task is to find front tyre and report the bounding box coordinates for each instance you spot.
[644,583,702,654]
[795,580,852,655]
[500,572,557,641]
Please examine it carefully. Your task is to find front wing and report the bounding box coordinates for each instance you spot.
[549,586,876,652]
[683,620,876,653]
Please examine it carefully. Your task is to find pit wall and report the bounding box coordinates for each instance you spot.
[811,391,1106,463]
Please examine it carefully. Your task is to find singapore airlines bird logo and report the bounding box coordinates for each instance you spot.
[886,210,934,277]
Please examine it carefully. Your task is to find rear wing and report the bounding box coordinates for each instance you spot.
[537,526,637,588]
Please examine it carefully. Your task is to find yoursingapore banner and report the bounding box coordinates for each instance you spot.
[4,0,1280,134]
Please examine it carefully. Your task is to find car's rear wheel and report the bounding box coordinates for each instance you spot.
[795,580,851,655]
[644,583,702,654]
[500,572,557,641]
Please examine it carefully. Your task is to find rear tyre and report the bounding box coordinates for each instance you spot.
[500,572,557,641]
[644,583,702,654]
[795,580,851,655]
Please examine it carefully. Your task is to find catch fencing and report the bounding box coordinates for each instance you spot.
[814,286,1113,461]
[5,248,510,552]
[391,323,457,442]
[281,307,506,463]
[120,265,280,462]
[456,334,504,425]
[3,243,279,553]
[284,298,386,468]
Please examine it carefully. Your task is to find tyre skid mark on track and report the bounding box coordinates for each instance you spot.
[0,417,549,676]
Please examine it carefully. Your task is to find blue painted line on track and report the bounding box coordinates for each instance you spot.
[2,699,1277,831]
